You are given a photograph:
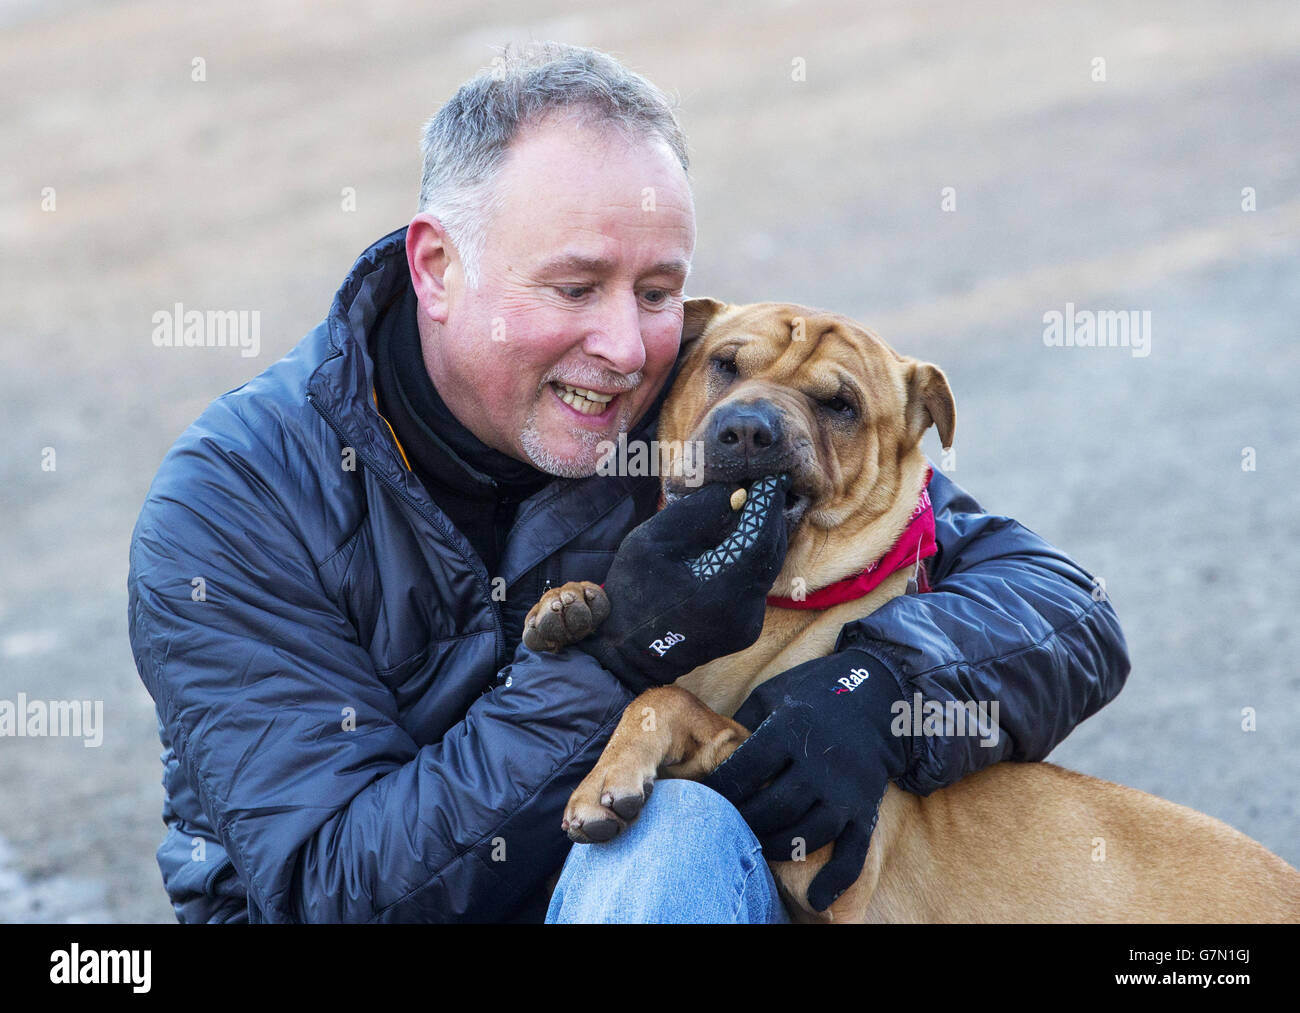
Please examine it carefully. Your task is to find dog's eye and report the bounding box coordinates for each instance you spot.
[820,395,855,416]
[711,357,738,377]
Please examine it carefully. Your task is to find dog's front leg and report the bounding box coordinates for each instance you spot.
[562,686,748,843]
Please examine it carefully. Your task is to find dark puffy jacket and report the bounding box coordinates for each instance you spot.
[127,227,1130,923]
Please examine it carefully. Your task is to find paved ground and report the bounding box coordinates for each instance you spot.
[1,0,1296,922]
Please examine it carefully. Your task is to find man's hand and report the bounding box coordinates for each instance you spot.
[578,474,790,693]
[701,648,909,912]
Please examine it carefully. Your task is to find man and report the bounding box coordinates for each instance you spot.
[127,43,1129,923]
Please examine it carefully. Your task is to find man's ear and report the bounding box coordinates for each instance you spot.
[904,360,956,451]
[406,214,456,324]
[681,297,728,349]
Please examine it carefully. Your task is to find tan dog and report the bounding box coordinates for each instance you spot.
[524,298,1300,923]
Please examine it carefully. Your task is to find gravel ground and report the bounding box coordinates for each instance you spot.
[1,0,1296,922]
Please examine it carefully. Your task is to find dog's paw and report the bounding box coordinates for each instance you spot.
[522,581,610,653]
[562,763,658,844]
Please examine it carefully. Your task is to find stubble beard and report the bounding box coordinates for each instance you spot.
[518,388,637,478]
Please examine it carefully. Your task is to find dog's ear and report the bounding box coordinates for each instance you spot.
[904,361,955,451]
[681,297,728,349]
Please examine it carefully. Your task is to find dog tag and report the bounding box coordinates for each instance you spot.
[905,576,919,595]
[730,487,747,511]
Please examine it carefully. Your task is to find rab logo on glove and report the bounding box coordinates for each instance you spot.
[834,667,871,694]
[649,632,685,657]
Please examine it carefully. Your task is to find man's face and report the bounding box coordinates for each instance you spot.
[415,113,696,476]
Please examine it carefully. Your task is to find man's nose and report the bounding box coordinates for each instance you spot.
[581,294,647,376]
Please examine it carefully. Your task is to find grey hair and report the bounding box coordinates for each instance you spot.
[418,41,690,288]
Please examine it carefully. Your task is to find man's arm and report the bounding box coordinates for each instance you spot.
[833,464,1131,794]
[702,463,1131,910]
[129,431,633,923]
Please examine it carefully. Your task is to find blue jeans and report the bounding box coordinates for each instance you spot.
[544,779,790,923]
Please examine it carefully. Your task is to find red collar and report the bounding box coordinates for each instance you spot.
[765,468,936,609]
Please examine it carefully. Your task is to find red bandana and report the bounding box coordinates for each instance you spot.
[764,469,936,609]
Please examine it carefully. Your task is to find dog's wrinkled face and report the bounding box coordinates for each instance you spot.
[657,298,955,590]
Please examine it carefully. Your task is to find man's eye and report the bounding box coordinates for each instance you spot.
[555,286,592,300]
[641,289,671,306]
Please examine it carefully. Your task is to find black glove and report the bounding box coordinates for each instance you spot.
[701,647,910,912]
[579,474,790,693]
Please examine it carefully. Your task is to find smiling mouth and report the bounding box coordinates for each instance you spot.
[550,381,618,416]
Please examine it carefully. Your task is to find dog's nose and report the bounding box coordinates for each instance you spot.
[709,400,785,468]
